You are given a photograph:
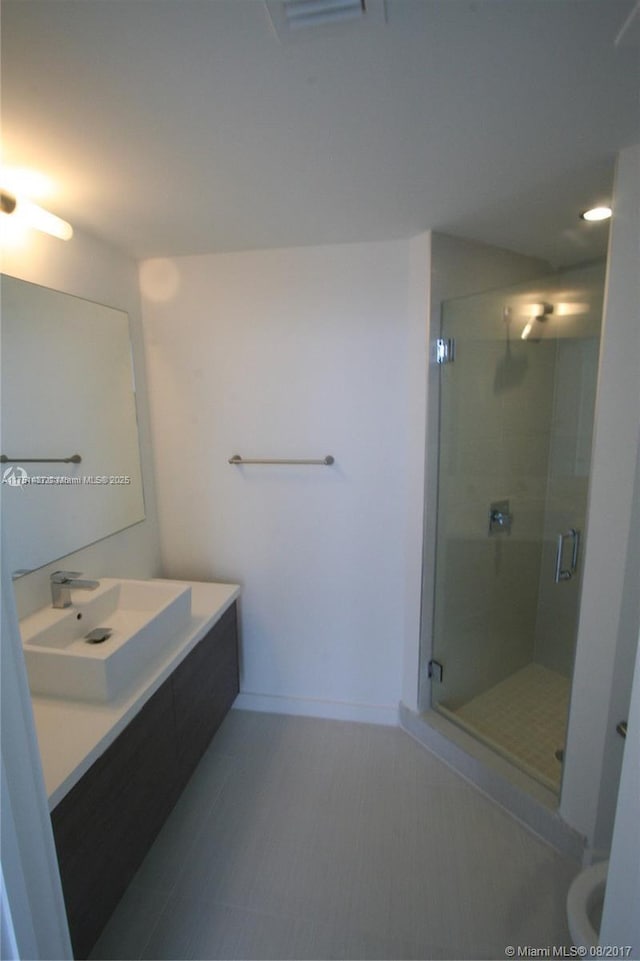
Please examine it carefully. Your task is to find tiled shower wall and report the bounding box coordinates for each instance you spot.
[433,262,604,711]
[434,300,557,710]
[533,265,604,676]
[533,264,605,677]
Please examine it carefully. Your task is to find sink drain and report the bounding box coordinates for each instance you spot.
[85,628,113,645]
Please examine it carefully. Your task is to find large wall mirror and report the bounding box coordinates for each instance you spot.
[1,275,145,574]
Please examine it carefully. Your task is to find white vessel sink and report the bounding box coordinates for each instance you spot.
[20,578,192,702]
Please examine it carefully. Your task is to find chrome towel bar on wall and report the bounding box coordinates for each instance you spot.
[228,454,334,466]
[1,453,82,464]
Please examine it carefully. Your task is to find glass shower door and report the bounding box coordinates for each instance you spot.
[429,264,603,794]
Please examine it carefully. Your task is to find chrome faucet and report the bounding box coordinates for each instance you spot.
[50,571,100,609]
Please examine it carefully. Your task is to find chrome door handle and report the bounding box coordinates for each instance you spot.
[554,528,580,583]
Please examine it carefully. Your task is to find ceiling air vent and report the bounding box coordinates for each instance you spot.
[284,0,365,29]
[265,0,386,41]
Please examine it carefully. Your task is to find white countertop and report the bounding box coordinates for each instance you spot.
[30,580,240,810]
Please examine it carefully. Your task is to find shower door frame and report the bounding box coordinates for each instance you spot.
[417,264,604,803]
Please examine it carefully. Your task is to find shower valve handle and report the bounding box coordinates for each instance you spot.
[488,500,512,535]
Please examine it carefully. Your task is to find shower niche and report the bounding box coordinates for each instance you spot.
[426,262,604,795]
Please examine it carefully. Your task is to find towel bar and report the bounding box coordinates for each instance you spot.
[1,453,82,464]
[229,454,334,466]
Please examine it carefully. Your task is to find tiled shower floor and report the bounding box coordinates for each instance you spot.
[440,663,571,792]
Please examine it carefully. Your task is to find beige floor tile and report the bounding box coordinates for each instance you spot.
[91,709,579,961]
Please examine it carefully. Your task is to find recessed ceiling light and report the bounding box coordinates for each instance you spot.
[580,206,612,222]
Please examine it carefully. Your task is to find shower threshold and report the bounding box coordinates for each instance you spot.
[399,701,585,859]
[437,663,570,794]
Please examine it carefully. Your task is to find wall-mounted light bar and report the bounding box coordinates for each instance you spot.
[0,192,17,214]
[0,189,73,241]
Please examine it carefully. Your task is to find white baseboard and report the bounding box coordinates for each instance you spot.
[233,691,399,726]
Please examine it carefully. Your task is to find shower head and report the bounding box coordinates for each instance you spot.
[521,303,553,341]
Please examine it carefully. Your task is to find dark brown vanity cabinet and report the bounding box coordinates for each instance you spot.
[51,602,239,959]
[172,603,240,781]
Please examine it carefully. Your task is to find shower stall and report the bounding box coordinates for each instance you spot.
[423,262,605,795]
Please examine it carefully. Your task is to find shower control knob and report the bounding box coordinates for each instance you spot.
[488,500,512,535]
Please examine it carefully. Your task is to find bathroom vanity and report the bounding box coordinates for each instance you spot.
[27,580,240,960]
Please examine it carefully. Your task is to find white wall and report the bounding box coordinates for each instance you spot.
[401,232,431,711]
[599,627,640,954]
[142,240,414,723]
[561,144,640,853]
[2,227,162,618]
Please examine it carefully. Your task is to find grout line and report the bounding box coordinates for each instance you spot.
[443,664,569,791]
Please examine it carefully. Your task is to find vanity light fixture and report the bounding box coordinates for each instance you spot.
[1,191,17,214]
[0,189,73,240]
[580,206,612,222]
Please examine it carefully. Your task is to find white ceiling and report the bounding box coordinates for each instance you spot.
[2,0,638,265]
